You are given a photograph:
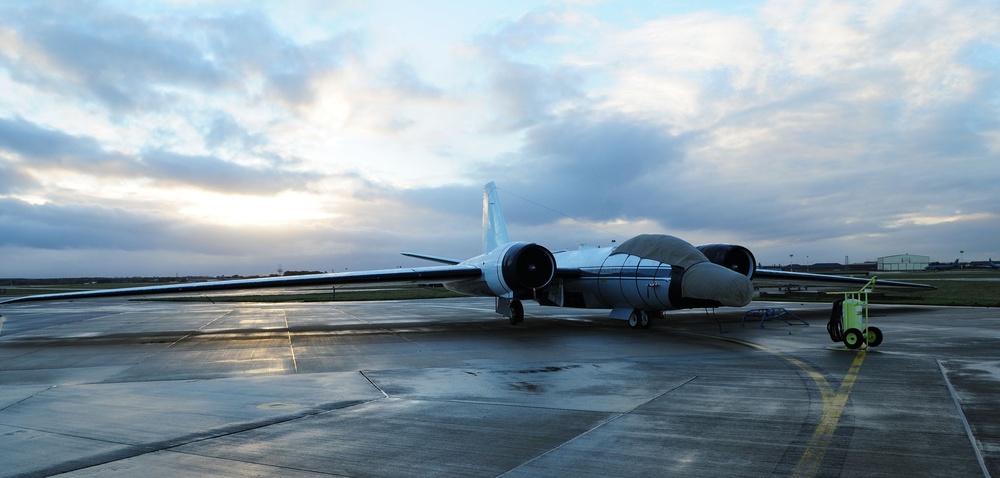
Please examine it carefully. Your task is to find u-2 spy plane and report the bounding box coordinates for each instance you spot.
[1,183,933,328]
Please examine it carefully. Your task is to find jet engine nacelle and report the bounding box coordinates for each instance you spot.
[696,244,757,279]
[448,242,556,299]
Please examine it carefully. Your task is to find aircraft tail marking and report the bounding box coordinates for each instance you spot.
[483,182,510,253]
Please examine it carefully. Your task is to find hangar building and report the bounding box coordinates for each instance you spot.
[877,253,930,271]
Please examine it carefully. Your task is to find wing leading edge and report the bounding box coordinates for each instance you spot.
[0,265,482,305]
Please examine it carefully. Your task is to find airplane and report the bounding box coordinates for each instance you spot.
[0,182,934,329]
[968,259,1000,270]
[925,259,961,271]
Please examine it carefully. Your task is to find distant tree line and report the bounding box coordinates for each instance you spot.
[281,270,326,276]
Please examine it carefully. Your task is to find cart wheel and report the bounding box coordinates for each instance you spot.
[865,326,883,347]
[843,328,864,349]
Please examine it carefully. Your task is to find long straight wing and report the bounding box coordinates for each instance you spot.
[0,265,482,305]
[752,269,935,290]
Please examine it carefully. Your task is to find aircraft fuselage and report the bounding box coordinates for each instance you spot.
[550,247,677,311]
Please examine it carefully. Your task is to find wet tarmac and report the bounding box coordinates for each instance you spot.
[0,297,996,477]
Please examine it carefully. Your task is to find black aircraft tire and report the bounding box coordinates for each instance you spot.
[510,300,524,325]
[639,310,652,329]
[628,310,641,329]
[843,328,864,349]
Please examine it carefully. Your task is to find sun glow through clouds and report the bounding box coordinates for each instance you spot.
[178,192,334,227]
[886,212,998,228]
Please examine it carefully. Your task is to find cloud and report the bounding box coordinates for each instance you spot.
[523,115,682,184]
[557,2,1000,248]
[2,1,999,277]
[0,115,133,173]
[0,198,168,251]
[1,3,227,113]
[381,60,443,98]
[203,113,262,151]
[431,113,686,234]
[0,159,35,194]
[0,116,321,195]
[198,11,362,106]
[469,6,589,132]
[0,116,106,160]
[488,9,566,52]
[139,149,319,194]
[0,3,361,114]
[485,60,583,131]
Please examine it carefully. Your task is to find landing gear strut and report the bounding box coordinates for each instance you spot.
[496,298,525,325]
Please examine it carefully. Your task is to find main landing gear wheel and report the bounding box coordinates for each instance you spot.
[509,300,524,325]
[629,310,651,329]
[865,326,883,347]
[843,328,864,349]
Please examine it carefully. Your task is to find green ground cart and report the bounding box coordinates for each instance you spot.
[827,277,883,349]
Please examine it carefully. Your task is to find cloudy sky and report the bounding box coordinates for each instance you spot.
[1,0,998,278]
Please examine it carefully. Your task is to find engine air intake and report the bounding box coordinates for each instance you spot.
[696,244,757,279]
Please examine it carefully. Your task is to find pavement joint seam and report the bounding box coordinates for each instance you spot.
[494,376,698,477]
[938,360,992,478]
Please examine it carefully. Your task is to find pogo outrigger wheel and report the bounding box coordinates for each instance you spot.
[827,277,883,350]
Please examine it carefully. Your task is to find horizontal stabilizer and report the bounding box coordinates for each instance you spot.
[401,252,462,265]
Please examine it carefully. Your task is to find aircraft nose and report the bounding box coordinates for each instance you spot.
[680,261,754,307]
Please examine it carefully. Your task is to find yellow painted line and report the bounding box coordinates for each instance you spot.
[793,349,866,478]
[681,332,866,477]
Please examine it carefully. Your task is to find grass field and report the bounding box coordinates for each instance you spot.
[3,270,998,307]
[865,270,1000,307]
[761,270,1000,307]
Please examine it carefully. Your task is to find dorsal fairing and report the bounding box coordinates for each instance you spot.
[613,234,708,269]
[613,235,757,280]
